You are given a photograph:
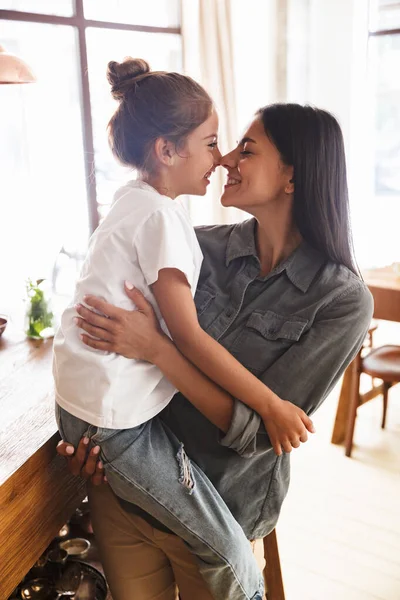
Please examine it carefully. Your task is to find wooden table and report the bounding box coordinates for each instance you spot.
[0,331,85,599]
[331,266,400,445]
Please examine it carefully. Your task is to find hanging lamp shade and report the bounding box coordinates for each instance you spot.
[0,45,36,84]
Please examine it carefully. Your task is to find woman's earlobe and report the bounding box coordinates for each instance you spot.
[285,175,295,194]
[285,180,295,194]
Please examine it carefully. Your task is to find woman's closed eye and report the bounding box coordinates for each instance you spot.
[208,141,218,149]
[239,142,253,156]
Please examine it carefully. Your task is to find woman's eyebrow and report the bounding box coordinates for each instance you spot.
[203,133,218,140]
[240,136,256,145]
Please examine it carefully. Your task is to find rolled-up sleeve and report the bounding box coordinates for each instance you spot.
[220,283,374,457]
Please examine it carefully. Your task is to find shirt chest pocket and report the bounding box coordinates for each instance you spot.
[195,287,215,315]
[194,286,218,331]
[231,310,309,374]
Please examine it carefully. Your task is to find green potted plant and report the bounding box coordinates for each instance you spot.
[25,278,54,339]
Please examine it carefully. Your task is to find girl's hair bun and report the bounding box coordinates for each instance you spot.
[107,58,151,100]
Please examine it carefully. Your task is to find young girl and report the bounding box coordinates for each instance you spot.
[53,58,314,600]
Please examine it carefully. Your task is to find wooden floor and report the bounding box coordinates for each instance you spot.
[259,325,400,600]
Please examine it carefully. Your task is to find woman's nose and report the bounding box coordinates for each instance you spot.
[220,148,238,169]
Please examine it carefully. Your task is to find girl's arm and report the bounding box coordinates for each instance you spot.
[152,268,312,427]
[142,331,310,454]
[76,282,313,454]
[137,333,234,432]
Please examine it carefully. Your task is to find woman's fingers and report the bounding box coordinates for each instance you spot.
[290,439,301,449]
[91,459,107,486]
[81,333,112,352]
[124,282,156,317]
[56,440,75,457]
[76,317,114,342]
[83,295,122,320]
[56,438,106,483]
[81,445,101,479]
[75,303,115,331]
[69,437,91,477]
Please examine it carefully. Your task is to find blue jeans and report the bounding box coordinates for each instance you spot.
[56,405,264,600]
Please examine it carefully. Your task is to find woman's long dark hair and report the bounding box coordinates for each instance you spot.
[257,103,359,275]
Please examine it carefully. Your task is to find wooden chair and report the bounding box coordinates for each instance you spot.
[263,529,286,600]
[179,529,285,600]
[345,344,400,457]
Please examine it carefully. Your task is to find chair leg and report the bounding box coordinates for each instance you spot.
[345,353,362,457]
[381,382,391,429]
[263,529,285,600]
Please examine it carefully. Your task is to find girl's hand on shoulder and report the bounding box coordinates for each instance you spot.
[56,438,107,485]
[75,282,165,362]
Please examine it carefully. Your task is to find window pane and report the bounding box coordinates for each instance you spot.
[0,20,89,323]
[0,0,73,17]
[83,0,180,28]
[370,0,400,31]
[369,34,400,196]
[86,28,182,218]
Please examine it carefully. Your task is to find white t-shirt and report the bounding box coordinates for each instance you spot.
[53,180,203,429]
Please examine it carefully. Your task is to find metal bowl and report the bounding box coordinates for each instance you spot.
[47,547,68,566]
[59,537,91,559]
[20,578,53,600]
[72,562,108,600]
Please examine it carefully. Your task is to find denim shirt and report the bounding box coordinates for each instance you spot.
[161,218,373,539]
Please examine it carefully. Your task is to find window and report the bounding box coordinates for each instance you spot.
[362,0,400,268]
[0,1,181,322]
[83,0,180,28]
[369,1,400,197]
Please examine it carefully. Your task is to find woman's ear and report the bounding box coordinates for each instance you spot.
[153,137,176,166]
[284,166,295,194]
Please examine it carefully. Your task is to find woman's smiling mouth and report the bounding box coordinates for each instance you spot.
[225,176,241,188]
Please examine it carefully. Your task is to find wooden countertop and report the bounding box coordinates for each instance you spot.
[0,330,85,599]
[0,332,55,485]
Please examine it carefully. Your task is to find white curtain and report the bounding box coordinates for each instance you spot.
[181,0,243,225]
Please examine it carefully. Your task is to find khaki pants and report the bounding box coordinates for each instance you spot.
[88,483,266,600]
[88,482,215,600]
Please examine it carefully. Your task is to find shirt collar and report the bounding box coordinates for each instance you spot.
[225,218,326,293]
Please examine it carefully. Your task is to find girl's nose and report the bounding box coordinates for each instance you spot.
[212,145,222,165]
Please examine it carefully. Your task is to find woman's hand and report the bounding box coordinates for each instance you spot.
[56,438,107,485]
[75,282,165,361]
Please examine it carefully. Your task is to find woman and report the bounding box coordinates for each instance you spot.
[58,103,373,600]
